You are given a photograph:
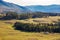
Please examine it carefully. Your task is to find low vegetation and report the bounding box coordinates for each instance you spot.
[13,21,60,33]
[0,20,60,40]
[0,12,60,40]
[0,11,60,20]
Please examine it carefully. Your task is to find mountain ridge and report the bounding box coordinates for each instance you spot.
[0,0,30,13]
[0,0,60,13]
[26,4,60,13]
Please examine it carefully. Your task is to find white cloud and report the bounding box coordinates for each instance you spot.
[3,0,60,6]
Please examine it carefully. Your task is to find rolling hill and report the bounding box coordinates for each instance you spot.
[0,0,30,13]
[0,0,60,14]
[0,16,60,40]
[26,5,60,13]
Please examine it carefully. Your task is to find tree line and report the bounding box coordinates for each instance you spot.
[13,20,60,33]
[1,11,60,20]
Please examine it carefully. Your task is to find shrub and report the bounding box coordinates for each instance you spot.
[13,22,60,33]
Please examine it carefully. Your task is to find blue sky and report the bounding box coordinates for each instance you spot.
[3,0,60,6]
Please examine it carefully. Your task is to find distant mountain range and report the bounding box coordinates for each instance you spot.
[0,0,30,13]
[0,0,60,13]
[26,5,60,13]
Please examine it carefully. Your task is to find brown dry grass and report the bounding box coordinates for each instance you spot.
[0,16,60,40]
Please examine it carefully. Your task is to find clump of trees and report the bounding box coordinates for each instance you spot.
[0,12,50,20]
[0,12,18,20]
[13,22,44,32]
[0,11,60,20]
[13,21,60,33]
[1,11,60,20]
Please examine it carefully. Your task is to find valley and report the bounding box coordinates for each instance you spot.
[0,0,60,40]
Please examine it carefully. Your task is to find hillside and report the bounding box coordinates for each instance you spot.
[0,0,30,13]
[16,16,60,24]
[0,0,60,40]
[0,16,60,40]
[0,0,60,14]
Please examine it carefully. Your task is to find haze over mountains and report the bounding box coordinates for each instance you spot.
[0,0,30,13]
[0,0,60,13]
[26,5,60,13]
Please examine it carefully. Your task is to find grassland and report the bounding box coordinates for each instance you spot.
[0,16,60,40]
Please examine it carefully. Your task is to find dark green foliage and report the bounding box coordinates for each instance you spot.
[19,13,33,19]
[6,12,18,19]
[13,22,60,33]
[0,11,60,20]
[0,12,18,20]
[0,12,49,20]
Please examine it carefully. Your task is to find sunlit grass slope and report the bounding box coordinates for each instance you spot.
[0,16,60,40]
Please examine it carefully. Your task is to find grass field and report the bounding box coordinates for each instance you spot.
[0,16,60,40]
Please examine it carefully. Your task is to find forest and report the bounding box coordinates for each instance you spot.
[0,12,60,20]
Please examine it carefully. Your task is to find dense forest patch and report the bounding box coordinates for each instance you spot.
[13,21,60,33]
